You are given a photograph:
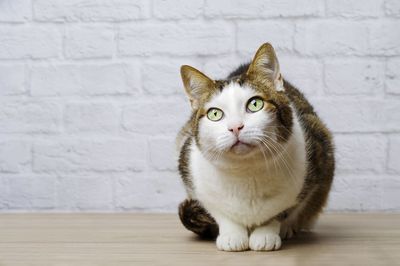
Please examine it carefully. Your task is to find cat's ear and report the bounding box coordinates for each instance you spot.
[180,65,214,109]
[247,43,284,92]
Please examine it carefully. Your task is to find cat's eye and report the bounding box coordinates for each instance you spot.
[247,97,264,113]
[207,108,224,121]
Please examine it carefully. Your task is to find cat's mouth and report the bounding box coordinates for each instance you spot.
[232,140,249,147]
[230,140,253,152]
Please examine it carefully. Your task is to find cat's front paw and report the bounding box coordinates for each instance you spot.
[249,232,282,251]
[216,233,249,252]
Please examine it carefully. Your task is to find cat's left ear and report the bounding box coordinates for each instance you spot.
[180,65,215,110]
[247,43,284,92]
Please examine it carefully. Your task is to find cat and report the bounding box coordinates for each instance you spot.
[176,43,334,252]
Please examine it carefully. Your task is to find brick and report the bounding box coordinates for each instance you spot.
[381,177,400,210]
[33,0,149,22]
[64,103,119,133]
[0,0,398,213]
[0,65,26,96]
[326,0,384,18]
[386,58,400,94]
[153,0,203,19]
[122,97,190,135]
[115,172,185,211]
[324,59,384,95]
[31,63,139,96]
[205,0,323,18]
[33,139,146,173]
[312,99,400,133]
[118,22,234,56]
[369,21,400,56]
[0,0,31,22]
[148,136,177,171]
[5,176,56,209]
[0,141,30,173]
[0,25,61,59]
[0,177,8,208]
[203,55,241,80]
[295,21,369,56]
[327,174,381,211]
[388,136,400,174]
[56,176,113,210]
[65,25,114,59]
[0,101,60,133]
[279,57,323,95]
[385,0,400,17]
[335,134,386,173]
[142,59,201,95]
[237,21,294,54]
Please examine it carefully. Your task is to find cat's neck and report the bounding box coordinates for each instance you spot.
[209,149,268,172]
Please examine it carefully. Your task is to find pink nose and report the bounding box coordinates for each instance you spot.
[228,124,244,136]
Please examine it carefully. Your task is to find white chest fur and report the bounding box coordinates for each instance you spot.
[189,115,307,227]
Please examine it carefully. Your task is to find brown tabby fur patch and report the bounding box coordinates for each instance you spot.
[178,199,218,239]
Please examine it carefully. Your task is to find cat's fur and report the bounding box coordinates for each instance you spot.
[177,43,334,251]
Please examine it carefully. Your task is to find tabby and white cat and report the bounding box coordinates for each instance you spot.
[177,43,334,252]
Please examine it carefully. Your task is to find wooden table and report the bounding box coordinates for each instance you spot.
[0,213,399,265]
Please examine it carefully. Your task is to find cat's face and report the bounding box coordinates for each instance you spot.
[199,82,277,156]
[181,43,293,160]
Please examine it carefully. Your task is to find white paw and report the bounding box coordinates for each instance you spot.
[249,232,282,251]
[216,233,249,252]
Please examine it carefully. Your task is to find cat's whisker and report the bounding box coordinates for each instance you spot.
[261,137,302,190]
[253,132,295,162]
[201,144,222,161]
[253,134,301,190]
[257,144,274,174]
[254,137,279,174]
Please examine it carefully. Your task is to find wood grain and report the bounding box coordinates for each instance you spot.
[0,213,399,266]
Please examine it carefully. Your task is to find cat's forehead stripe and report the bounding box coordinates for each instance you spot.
[207,82,256,108]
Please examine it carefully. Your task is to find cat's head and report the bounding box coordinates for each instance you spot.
[180,43,293,160]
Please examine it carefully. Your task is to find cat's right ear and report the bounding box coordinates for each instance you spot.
[180,65,214,110]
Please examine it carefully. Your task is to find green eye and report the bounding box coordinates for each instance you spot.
[247,97,264,112]
[207,108,224,121]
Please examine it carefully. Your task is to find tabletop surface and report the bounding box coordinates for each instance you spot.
[0,213,399,266]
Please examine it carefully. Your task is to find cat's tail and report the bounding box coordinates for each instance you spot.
[178,199,219,239]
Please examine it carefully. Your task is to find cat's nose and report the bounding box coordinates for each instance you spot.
[228,124,244,136]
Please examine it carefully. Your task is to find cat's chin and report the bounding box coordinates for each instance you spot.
[229,141,255,156]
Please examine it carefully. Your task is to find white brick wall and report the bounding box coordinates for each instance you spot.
[0,0,399,212]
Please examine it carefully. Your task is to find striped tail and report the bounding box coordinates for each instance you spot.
[178,199,219,239]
